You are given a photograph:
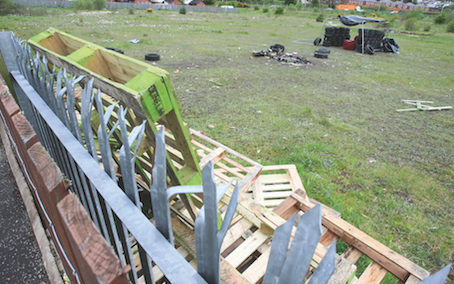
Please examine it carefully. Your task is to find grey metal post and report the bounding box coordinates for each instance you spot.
[263,204,330,284]
[195,161,240,284]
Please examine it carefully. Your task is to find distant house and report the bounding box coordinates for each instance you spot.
[165,0,182,5]
[132,0,164,3]
[106,0,164,3]
[188,0,206,6]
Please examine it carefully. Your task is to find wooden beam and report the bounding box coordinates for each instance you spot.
[291,190,430,281]
[356,262,388,284]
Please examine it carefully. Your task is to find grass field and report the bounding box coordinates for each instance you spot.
[1,5,453,282]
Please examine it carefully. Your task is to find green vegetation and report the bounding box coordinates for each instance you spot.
[316,13,324,22]
[404,17,418,31]
[1,7,454,283]
[263,7,269,12]
[275,6,284,15]
[434,12,447,24]
[0,0,22,15]
[447,20,454,32]
[93,0,106,10]
[179,6,186,14]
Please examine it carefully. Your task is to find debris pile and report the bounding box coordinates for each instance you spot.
[253,44,311,66]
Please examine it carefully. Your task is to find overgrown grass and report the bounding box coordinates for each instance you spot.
[1,7,453,282]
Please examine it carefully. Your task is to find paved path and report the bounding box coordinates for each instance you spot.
[0,138,49,284]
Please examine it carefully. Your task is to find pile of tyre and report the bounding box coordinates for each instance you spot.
[354,29,385,54]
[322,27,351,47]
[382,38,400,54]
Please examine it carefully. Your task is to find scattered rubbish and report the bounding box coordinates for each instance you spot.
[396,100,453,112]
[174,69,180,74]
[277,54,311,65]
[208,79,222,86]
[208,124,214,128]
[103,39,114,42]
[105,47,124,54]
[322,160,333,167]
[257,149,261,154]
[282,137,287,140]
[373,195,378,202]
[129,39,140,44]
[257,110,262,113]
[230,126,236,130]
[145,53,160,61]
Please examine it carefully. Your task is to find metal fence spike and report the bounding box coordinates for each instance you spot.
[263,213,297,284]
[217,182,239,250]
[150,126,174,245]
[195,161,239,284]
[118,106,143,207]
[279,203,322,283]
[308,239,337,284]
[421,263,452,284]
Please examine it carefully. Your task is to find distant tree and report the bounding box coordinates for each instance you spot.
[285,0,297,5]
[312,0,319,7]
[0,0,22,14]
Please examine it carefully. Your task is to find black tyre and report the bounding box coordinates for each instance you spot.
[270,44,285,53]
[366,44,375,55]
[145,53,160,61]
[314,37,322,46]
[105,47,124,54]
[389,38,399,48]
[317,48,331,54]
[314,52,328,58]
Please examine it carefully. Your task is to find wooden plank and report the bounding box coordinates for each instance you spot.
[225,230,269,268]
[199,147,226,168]
[319,231,337,247]
[252,179,264,206]
[220,258,251,284]
[405,275,422,284]
[261,183,293,191]
[272,196,298,217]
[171,213,249,283]
[263,199,287,207]
[327,257,357,284]
[242,246,271,284]
[262,191,293,199]
[212,161,246,180]
[238,165,263,193]
[341,246,362,264]
[291,189,430,281]
[356,262,388,284]
[190,129,261,168]
[259,174,291,184]
[221,218,254,253]
[214,169,237,184]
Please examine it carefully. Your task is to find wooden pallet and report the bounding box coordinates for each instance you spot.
[245,164,305,209]
[274,189,431,284]
[167,186,430,284]
[170,189,354,284]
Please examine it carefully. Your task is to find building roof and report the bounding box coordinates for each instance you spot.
[189,0,203,4]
